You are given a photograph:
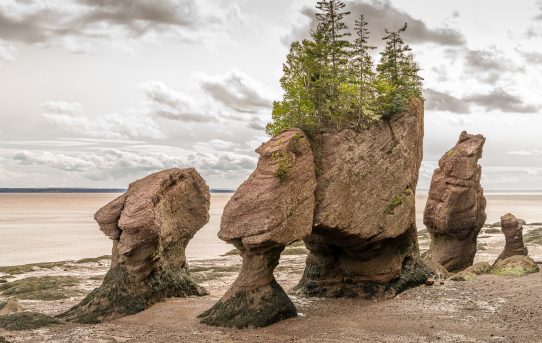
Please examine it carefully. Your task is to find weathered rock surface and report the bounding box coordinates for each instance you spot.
[495,213,528,264]
[423,131,487,272]
[492,255,539,277]
[200,129,316,328]
[297,99,430,299]
[59,168,210,323]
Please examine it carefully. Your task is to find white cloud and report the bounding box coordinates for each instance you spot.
[199,69,273,113]
[41,101,165,140]
[508,150,542,156]
[0,39,17,62]
[9,146,257,182]
[141,81,214,123]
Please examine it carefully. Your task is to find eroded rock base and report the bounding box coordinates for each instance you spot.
[425,231,479,273]
[58,265,207,323]
[296,228,430,299]
[199,247,296,328]
[198,279,296,329]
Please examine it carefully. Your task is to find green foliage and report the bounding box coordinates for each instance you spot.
[272,151,294,182]
[267,1,423,136]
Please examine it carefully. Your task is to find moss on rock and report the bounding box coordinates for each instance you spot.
[0,312,61,331]
[491,255,539,277]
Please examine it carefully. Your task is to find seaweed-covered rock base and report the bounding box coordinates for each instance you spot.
[296,228,431,299]
[199,248,296,329]
[58,266,206,323]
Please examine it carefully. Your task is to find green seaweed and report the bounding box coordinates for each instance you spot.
[0,312,61,331]
[58,265,207,324]
[199,280,297,329]
[0,276,80,301]
[0,261,70,276]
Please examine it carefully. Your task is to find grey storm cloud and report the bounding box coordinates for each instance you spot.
[284,0,465,47]
[0,0,220,49]
[199,70,273,113]
[424,89,471,114]
[463,88,540,114]
[462,49,525,84]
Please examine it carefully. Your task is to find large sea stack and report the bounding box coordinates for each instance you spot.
[59,168,210,323]
[296,99,430,299]
[423,132,487,272]
[199,129,317,329]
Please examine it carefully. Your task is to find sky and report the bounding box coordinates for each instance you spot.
[0,0,541,190]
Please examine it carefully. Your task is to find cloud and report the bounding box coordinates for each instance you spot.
[199,70,273,113]
[141,81,214,122]
[424,89,470,114]
[0,0,238,52]
[283,0,465,47]
[11,147,257,181]
[14,151,95,172]
[463,88,540,113]
[462,49,523,83]
[42,101,165,139]
[522,51,542,64]
[0,39,17,62]
[508,150,542,156]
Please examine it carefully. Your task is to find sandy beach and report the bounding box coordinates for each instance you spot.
[1,192,541,266]
[1,192,541,342]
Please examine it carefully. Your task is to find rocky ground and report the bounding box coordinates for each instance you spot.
[1,227,541,343]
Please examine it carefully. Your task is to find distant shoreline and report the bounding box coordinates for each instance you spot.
[0,188,236,194]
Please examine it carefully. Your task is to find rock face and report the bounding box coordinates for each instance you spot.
[59,168,210,323]
[199,129,316,328]
[495,213,528,264]
[423,131,487,272]
[296,99,430,299]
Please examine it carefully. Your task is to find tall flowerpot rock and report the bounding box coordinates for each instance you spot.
[423,132,487,272]
[59,168,210,323]
[199,129,317,328]
[297,99,431,299]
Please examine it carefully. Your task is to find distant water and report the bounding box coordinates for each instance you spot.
[0,192,541,266]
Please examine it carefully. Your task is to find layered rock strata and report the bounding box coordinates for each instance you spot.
[59,168,210,323]
[199,129,317,328]
[423,132,487,272]
[296,99,430,299]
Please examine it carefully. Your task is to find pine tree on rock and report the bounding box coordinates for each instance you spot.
[351,13,377,125]
[315,0,351,126]
[375,23,423,119]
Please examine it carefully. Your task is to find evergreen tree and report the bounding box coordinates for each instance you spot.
[351,14,377,124]
[375,23,423,119]
[314,0,351,125]
[266,40,319,135]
